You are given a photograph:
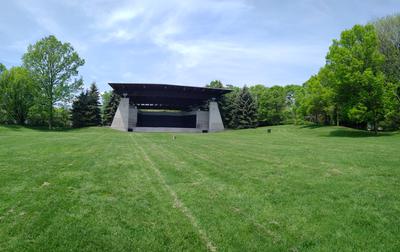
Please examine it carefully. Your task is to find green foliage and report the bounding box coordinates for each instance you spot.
[0,67,37,124]
[284,84,304,124]
[249,84,303,125]
[207,80,224,88]
[232,86,258,128]
[101,91,112,115]
[299,71,334,125]
[219,85,240,128]
[71,83,101,128]
[0,63,6,74]
[102,90,120,126]
[71,91,89,128]
[250,85,286,125]
[373,14,400,130]
[22,35,85,129]
[326,24,386,133]
[373,14,400,85]
[87,83,101,126]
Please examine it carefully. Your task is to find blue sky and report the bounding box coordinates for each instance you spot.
[0,0,398,92]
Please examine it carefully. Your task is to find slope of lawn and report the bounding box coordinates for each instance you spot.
[0,125,399,251]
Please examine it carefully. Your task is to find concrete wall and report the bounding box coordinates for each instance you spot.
[111,98,130,131]
[208,101,224,132]
[196,111,209,130]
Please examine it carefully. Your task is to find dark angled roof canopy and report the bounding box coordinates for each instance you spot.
[109,83,231,110]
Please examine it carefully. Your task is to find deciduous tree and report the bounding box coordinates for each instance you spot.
[326,24,386,133]
[0,67,36,124]
[22,35,85,129]
[207,80,224,88]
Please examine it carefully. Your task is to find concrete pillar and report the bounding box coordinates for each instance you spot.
[128,105,138,129]
[208,101,224,132]
[196,110,209,130]
[111,97,129,131]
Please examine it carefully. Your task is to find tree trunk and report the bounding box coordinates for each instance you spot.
[372,108,378,135]
[336,109,339,126]
[48,102,53,129]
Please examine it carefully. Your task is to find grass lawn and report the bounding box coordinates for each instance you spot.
[0,125,399,251]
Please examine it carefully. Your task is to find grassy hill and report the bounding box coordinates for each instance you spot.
[0,125,399,251]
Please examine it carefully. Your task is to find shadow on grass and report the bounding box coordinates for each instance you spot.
[327,129,397,138]
[297,124,398,138]
[0,124,85,132]
[299,124,326,129]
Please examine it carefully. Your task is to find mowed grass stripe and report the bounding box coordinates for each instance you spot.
[134,127,400,250]
[1,126,400,251]
[129,134,217,252]
[1,128,206,251]
[134,133,290,249]
[135,133,282,248]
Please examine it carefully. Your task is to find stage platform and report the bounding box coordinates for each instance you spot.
[131,127,204,133]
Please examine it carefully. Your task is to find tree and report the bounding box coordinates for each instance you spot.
[22,35,85,129]
[373,14,400,86]
[232,86,258,129]
[86,83,101,126]
[71,91,89,128]
[326,24,386,133]
[102,90,120,126]
[250,85,291,125]
[219,85,239,128]
[101,91,112,117]
[372,14,400,129]
[301,73,334,124]
[207,80,224,88]
[284,84,304,124]
[0,67,36,124]
[0,63,6,74]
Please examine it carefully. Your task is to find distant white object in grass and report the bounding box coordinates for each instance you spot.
[172,135,176,140]
[41,181,50,187]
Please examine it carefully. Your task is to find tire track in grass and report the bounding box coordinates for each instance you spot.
[166,141,283,244]
[135,134,282,244]
[129,134,217,252]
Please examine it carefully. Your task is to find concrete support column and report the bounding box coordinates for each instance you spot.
[111,97,130,131]
[196,110,209,130]
[128,105,138,129]
[208,101,224,132]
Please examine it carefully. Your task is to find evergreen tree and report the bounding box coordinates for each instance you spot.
[87,83,101,126]
[71,91,89,128]
[232,86,258,129]
[103,91,120,126]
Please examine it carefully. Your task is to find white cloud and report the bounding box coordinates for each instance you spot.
[105,8,144,28]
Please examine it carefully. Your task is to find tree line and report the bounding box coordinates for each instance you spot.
[1,14,399,132]
[0,35,118,128]
[213,14,400,133]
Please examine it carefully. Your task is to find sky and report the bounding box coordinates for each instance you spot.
[0,0,399,92]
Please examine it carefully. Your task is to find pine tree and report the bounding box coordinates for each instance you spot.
[103,90,120,126]
[87,83,101,126]
[232,86,258,129]
[71,91,89,128]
